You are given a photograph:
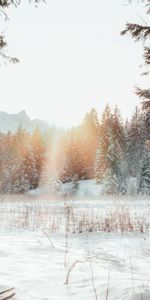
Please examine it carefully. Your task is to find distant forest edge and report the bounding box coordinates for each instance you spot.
[0,102,150,195]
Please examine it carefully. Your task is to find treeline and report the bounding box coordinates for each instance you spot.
[0,103,150,194]
[57,105,150,195]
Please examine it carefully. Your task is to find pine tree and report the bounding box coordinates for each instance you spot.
[0,131,16,192]
[105,132,127,194]
[31,127,46,189]
[106,108,127,194]
[137,148,150,194]
[95,106,127,194]
[40,167,62,194]
[80,108,100,178]
[60,129,85,182]
[126,107,146,177]
[121,1,150,137]
[79,108,100,179]
[111,106,125,150]
[95,145,106,183]
[95,105,112,183]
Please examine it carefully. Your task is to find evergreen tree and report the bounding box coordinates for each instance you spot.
[137,147,150,194]
[95,145,106,183]
[0,131,17,192]
[80,108,100,178]
[40,167,62,194]
[95,106,127,194]
[104,132,127,194]
[106,107,126,194]
[60,129,85,182]
[31,127,46,188]
[0,126,50,193]
[95,104,112,183]
[3,126,34,192]
[111,106,125,150]
[126,107,145,177]
[121,1,150,137]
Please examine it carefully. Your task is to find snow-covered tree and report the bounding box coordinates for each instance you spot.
[95,106,127,194]
[60,130,85,182]
[126,107,146,177]
[40,168,62,194]
[31,127,46,188]
[0,126,47,193]
[104,133,127,194]
[137,148,150,194]
[80,108,100,178]
[95,104,112,183]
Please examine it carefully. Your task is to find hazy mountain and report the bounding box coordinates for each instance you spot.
[0,110,49,133]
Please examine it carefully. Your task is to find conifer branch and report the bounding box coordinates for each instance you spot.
[121,23,150,41]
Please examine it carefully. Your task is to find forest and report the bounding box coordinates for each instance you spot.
[0,0,149,196]
[0,100,150,195]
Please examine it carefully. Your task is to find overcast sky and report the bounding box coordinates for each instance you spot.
[0,0,148,127]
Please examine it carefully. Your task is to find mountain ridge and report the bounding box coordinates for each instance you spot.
[0,110,49,133]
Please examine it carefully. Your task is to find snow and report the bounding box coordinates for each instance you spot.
[0,195,150,299]
[30,180,104,198]
[30,178,141,198]
[75,179,103,197]
[0,230,150,300]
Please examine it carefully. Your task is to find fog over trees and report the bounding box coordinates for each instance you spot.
[0,104,150,195]
[0,0,150,195]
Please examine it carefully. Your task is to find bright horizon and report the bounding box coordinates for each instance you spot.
[0,0,148,127]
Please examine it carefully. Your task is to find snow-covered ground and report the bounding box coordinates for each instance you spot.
[0,194,150,300]
[29,179,103,198]
[29,178,138,198]
[62,179,104,198]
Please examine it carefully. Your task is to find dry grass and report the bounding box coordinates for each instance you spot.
[75,208,150,234]
[0,195,149,234]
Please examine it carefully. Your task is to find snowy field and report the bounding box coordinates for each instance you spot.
[0,193,150,299]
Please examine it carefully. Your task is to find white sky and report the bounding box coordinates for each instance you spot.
[0,0,148,127]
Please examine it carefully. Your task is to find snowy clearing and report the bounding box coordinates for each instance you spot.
[0,195,150,300]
